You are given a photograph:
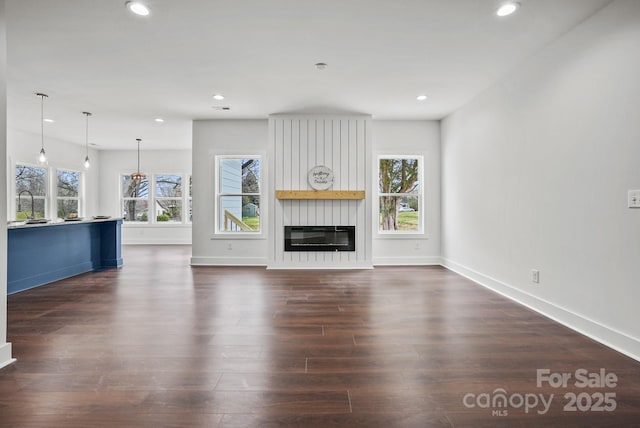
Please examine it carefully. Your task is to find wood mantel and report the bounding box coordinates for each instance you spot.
[276,190,365,200]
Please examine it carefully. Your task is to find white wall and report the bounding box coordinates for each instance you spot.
[191,120,269,265]
[191,118,441,267]
[270,115,372,268]
[372,120,440,265]
[99,149,192,244]
[441,0,640,359]
[7,129,100,219]
[0,0,14,370]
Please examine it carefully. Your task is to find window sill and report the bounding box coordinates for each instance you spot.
[375,232,429,240]
[123,223,192,228]
[210,232,267,240]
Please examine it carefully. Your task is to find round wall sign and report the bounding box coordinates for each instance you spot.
[308,165,334,190]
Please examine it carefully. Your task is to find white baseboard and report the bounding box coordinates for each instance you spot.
[0,343,15,370]
[190,256,268,266]
[373,256,441,266]
[123,239,192,245]
[267,263,373,270]
[441,258,640,363]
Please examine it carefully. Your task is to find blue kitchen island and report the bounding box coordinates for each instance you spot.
[7,218,123,294]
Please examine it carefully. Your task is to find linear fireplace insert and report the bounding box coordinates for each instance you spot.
[284,226,355,252]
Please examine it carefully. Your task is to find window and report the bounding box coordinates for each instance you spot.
[122,175,149,222]
[15,164,47,220]
[121,173,191,225]
[154,174,182,223]
[56,169,81,219]
[378,156,423,233]
[217,157,261,232]
[188,175,192,223]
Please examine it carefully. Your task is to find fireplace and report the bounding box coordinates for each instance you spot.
[284,226,355,252]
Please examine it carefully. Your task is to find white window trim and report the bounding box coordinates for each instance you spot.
[375,154,425,238]
[120,172,193,226]
[13,161,49,221]
[213,154,266,239]
[56,168,83,219]
[121,173,150,224]
[153,173,185,224]
[12,161,90,221]
[187,175,192,224]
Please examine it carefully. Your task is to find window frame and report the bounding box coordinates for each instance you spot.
[14,163,49,220]
[376,154,424,236]
[214,155,264,236]
[56,168,83,219]
[121,173,150,224]
[120,172,192,226]
[153,173,184,224]
[187,175,192,224]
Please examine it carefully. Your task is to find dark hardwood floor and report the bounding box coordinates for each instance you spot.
[1,245,640,427]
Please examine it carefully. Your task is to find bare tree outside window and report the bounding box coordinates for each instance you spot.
[15,165,47,219]
[155,174,182,222]
[122,175,149,222]
[57,169,80,218]
[378,157,421,232]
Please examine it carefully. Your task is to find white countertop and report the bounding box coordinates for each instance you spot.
[7,217,121,229]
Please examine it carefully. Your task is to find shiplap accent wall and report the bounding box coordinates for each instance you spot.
[269,115,372,268]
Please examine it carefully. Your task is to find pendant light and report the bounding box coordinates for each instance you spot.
[131,138,146,182]
[36,93,48,164]
[82,112,92,169]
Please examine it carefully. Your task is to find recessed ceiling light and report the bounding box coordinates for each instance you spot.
[315,62,328,70]
[416,95,428,101]
[126,1,150,16]
[496,1,520,17]
[43,118,55,123]
[213,94,225,101]
[154,118,164,123]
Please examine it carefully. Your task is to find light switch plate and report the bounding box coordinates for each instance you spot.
[629,190,640,208]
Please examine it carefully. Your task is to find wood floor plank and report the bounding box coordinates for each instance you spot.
[219,412,452,428]
[1,245,639,426]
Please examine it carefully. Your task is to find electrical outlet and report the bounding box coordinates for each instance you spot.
[628,190,640,208]
[531,269,540,284]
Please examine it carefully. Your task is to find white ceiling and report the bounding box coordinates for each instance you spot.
[6,0,612,150]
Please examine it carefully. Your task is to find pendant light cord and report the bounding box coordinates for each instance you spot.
[36,93,48,162]
[86,114,89,156]
[84,112,91,156]
[40,95,45,150]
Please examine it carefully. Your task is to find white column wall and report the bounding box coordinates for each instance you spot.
[0,0,14,370]
[269,115,372,269]
[441,0,640,359]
